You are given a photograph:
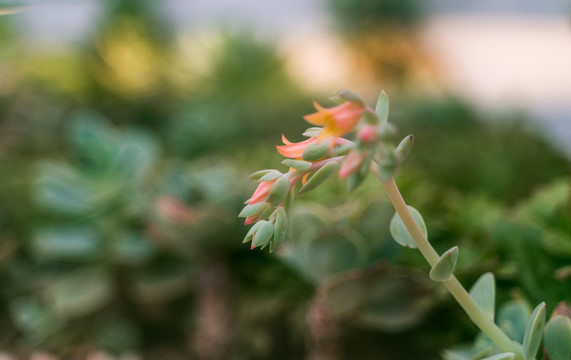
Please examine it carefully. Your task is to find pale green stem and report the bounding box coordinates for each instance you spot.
[371,165,523,359]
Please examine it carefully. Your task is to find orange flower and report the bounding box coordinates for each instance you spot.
[303,101,364,141]
[276,134,318,158]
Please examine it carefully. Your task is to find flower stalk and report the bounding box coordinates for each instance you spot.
[371,164,523,359]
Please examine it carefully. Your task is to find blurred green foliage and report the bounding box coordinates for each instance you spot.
[0,1,569,359]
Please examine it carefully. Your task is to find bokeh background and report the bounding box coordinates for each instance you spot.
[0,0,570,359]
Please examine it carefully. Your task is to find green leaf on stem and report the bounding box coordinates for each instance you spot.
[429,246,458,281]
[298,161,338,194]
[375,90,389,123]
[522,302,546,360]
[544,315,571,360]
[389,205,427,248]
[497,300,531,342]
[281,159,312,171]
[468,272,496,321]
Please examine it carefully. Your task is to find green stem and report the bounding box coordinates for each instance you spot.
[371,166,523,359]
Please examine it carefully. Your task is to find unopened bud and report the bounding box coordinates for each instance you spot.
[339,149,366,179]
[395,134,414,164]
[266,175,290,205]
[302,141,330,162]
[252,220,274,249]
[357,124,379,144]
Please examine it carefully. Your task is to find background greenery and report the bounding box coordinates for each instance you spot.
[0,0,569,359]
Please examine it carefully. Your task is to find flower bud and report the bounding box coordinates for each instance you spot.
[266,175,290,205]
[395,134,414,164]
[339,149,366,179]
[301,141,330,162]
[252,220,274,249]
[357,124,379,144]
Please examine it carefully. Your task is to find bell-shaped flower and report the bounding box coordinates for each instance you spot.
[276,134,318,158]
[303,100,364,141]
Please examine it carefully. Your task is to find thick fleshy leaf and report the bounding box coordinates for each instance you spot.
[31,225,100,261]
[429,246,458,281]
[301,141,330,162]
[481,353,515,360]
[252,220,274,248]
[298,161,338,194]
[375,90,389,123]
[469,272,496,321]
[544,315,571,360]
[111,129,158,181]
[45,268,113,318]
[395,134,414,164]
[239,202,267,218]
[272,207,287,251]
[34,162,94,215]
[281,159,312,171]
[334,89,366,106]
[258,170,282,182]
[248,169,275,180]
[442,348,472,360]
[522,302,546,360]
[497,300,531,342]
[10,298,64,340]
[389,206,427,248]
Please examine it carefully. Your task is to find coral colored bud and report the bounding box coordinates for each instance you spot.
[357,125,379,144]
[339,149,366,179]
